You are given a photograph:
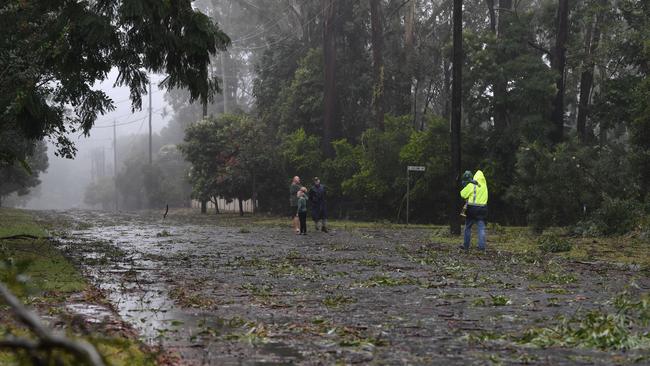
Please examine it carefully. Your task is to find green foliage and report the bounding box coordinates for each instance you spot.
[321,139,362,200]
[181,113,279,212]
[357,275,419,288]
[179,0,648,232]
[0,135,48,206]
[0,209,86,294]
[537,234,573,254]
[576,197,642,236]
[322,294,356,308]
[399,116,452,222]
[339,115,413,217]
[518,293,650,351]
[277,49,325,137]
[510,140,640,230]
[0,0,230,162]
[281,128,322,181]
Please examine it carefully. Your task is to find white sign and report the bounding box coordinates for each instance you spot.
[407,166,426,172]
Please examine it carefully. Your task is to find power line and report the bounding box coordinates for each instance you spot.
[110,89,161,105]
[230,0,343,52]
[229,0,307,44]
[93,108,165,129]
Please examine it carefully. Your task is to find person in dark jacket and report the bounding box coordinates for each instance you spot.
[308,177,328,232]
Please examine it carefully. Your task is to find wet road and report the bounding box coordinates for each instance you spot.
[37,210,649,365]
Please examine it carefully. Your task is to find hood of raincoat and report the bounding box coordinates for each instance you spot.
[474,170,486,187]
[460,170,488,205]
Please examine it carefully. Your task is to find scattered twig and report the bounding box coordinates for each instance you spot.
[0,283,105,366]
[0,235,41,241]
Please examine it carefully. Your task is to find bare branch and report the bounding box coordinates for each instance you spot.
[527,41,550,55]
[0,283,106,366]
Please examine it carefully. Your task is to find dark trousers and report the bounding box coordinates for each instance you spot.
[298,212,307,233]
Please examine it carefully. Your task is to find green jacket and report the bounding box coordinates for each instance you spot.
[297,196,307,213]
[460,170,488,206]
[289,183,300,206]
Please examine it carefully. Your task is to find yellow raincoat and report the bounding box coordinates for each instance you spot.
[460,170,488,206]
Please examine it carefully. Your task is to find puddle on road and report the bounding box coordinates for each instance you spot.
[65,304,114,324]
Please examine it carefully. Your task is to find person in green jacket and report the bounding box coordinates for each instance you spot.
[296,189,308,235]
[460,170,488,251]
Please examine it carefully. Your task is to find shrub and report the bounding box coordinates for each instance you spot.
[537,234,573,253]
[575,197,642,236]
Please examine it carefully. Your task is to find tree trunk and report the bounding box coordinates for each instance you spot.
[486,0,496,33]
[252,175,257,215]
[443,57,451,120]
[493,0,512,133]
[550,0,569,143]
[577,1,603,142]
[404,0,416,50]
[211,196,220,214]
[449,0,463,236]
[200,99,208,213]
[221,53,228,114]
[322,0,337,158]
[370,0,385,130]
[238,197,244,217]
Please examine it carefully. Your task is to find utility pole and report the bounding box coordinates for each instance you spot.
[113,120,118,211]
[200,99,208,214]
[449,0,463,235]
[407,168,410,225]
[148,80,153,165]
[220,53,228,114]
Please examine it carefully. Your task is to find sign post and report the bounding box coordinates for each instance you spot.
[406,166,426,225]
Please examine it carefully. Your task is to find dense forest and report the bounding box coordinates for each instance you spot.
[177,0,649,234]
[2,0,649,235]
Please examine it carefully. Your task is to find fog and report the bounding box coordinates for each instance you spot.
[15,0,276,211]
[21,71,172,210]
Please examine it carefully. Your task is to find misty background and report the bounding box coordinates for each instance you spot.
[14,72,172,209]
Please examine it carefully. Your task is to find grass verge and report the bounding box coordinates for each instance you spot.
[0,208,156,366]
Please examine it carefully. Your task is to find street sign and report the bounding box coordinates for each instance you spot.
[406,165,426,225]
[408,166,426,172]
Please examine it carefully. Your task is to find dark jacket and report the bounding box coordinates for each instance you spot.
[289,183,300,207]
[309,184,327,219]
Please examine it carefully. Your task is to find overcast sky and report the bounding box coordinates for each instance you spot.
[80,69,172,150]
[23,69,175,210]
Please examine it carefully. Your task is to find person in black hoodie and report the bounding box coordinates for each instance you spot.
[309,177,328,232]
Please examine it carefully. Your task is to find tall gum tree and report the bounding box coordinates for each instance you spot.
[550,0,570,143]
[577,0,606,142]
[370,0,385,131]
[322,0,338,157]
[449,0,463,235]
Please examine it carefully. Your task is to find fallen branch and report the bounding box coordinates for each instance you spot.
[0,235,41,241]
[0,283,105,366]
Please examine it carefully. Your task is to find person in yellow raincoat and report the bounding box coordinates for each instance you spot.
[460,170,488,251]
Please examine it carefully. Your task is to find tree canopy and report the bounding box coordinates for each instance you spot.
[0,0,230,162]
